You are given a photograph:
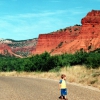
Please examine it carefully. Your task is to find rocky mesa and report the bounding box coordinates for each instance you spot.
[32,10,100,55]
[0,10,100,57]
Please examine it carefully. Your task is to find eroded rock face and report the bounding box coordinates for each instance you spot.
[33,25,81,54]
[0,44,11,55]
[79,10,100,51]
[1,10,100,56]
[0,43,22,57]
[81,10,100,24]
[10,39,37,57]
[33,10,100,55]
[0,39,37,57]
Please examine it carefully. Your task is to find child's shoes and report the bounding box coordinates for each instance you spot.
[59,96,62,99]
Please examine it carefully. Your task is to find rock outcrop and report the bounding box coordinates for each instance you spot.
[0,10,100,57]
[0,43,23,58]
[0,39,37,57]
[32,10,100,55]
[32,25,81,54]
[78,10,100,51]
[9,39,37,57]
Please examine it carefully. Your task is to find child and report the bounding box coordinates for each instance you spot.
[59,74,68,100]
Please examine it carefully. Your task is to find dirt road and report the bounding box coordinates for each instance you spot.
[0,76,100,100]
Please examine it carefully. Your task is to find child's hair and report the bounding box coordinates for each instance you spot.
[61,74,66,79]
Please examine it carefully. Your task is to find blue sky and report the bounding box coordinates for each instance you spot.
[0,0,100,40]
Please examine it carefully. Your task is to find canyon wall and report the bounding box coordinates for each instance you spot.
[32,10,100,55]
[33,25,80,54]
[0,10,100,57]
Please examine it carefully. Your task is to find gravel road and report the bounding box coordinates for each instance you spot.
[0,76,100,100]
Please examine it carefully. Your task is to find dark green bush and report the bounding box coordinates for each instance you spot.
[0,50,100,72]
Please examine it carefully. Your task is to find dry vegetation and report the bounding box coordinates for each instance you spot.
[0,65,100,90]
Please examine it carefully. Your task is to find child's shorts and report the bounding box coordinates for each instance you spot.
[61,89,67,96]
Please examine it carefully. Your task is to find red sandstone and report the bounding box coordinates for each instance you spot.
[0,10,100,56]
[32,10,100,55]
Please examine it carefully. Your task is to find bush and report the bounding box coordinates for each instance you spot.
[85,52,100,68]
[0,50,100,72]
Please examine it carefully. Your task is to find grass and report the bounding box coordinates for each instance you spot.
[0,65,100,90]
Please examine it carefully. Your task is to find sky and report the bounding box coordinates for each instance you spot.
[0,0,100,40]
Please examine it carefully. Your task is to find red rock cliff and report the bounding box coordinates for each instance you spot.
[0,43,22,57]
[78,10,100,51]
[32,25,81,54]
[32,10,100,55]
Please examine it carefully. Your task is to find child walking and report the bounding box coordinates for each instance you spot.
[59,74,68,100]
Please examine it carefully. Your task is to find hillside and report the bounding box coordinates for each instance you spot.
[0,10,100,57]
[0,38,37,57]
[32,10,100,55]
